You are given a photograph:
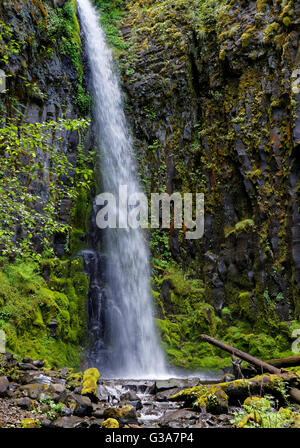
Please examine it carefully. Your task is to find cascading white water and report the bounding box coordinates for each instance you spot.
[77,0,167,378]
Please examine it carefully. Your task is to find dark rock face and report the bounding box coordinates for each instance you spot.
[118,0,300,325]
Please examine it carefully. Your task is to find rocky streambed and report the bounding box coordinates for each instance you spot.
[1,352,299,429]
[0,352,237,428]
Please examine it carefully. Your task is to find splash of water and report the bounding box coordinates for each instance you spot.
[77,0,167,378]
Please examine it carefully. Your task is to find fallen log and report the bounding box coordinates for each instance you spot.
[199,334,281,375]
[170,371,300,406]
[267,356,300,368]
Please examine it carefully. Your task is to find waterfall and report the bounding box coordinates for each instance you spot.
[77,0,167,378]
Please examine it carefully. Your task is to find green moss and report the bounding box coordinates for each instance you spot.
[263,22,280,42]
[82,367,100,397]
[0,257,88,369]
[93,0,127,53]
[282,16,291,27]
[76,85,92,114]
[102,418,119,428]
[225,219,255,238]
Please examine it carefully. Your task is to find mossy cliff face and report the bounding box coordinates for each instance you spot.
[0,1,94,367]
[99,0,300,367]
[0,257,88,368]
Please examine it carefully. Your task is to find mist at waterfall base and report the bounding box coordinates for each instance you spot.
[77,0,219,382]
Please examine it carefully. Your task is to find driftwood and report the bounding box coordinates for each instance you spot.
[199,334,281,375]
[267,356,300,368]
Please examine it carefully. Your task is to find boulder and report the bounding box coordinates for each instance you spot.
[156,388,180,402]
[72,394,93,417]
[52,383,66,394]
[0,376,9,397]
[32,359,45,368]
[156,378,200,392]
[89,421,103,429]
[53,416,87,429]
[103,405,137,421]
[20,383,54,400]
[22,357,33,364]
[102,418,119,428]
[120,391,139,401]
[160,409,199,427]
[131,400,143,411]
[15,397,34,410]
[81,368,100,401]
[92,407,105,418]
[18,363,38,371]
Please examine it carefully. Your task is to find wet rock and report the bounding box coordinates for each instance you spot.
[32,360,45,368]
[120,391,139,401]
[156,378,199,392]
[15,397,34,410]
[22,357,33,364]
[92,406,105,418]
[192,412,216,428]
[89,421,103,429]
[1,353,17,368]
[59,368,72,379]
[0,376,9,397]
[40,418,53,428]
[53,416,88,429]
[131,400,143,411]
[155,388,180,402]
[20,373,51,386]
[52,383,66,394]
[122,380,156,394]
[160,409,199,427]
[18,363,38,371]
[73,394,93,417]
[20,383,55,400]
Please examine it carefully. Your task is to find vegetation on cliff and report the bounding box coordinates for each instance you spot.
[0,0,94,368]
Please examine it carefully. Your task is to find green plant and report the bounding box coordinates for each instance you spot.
[275,380,290,405]
[0,20,22,64]
[76,85,92,114]
[39,394,64,420]
[150,230,172,267]
[93,0,127,51]
[0,118,91,258]
[230,395,296,428]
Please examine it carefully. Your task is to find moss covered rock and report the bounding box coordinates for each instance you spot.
[103,405,137,421]
[102,418,119,428]
[196,388,229,415]
[81,368,100,399]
